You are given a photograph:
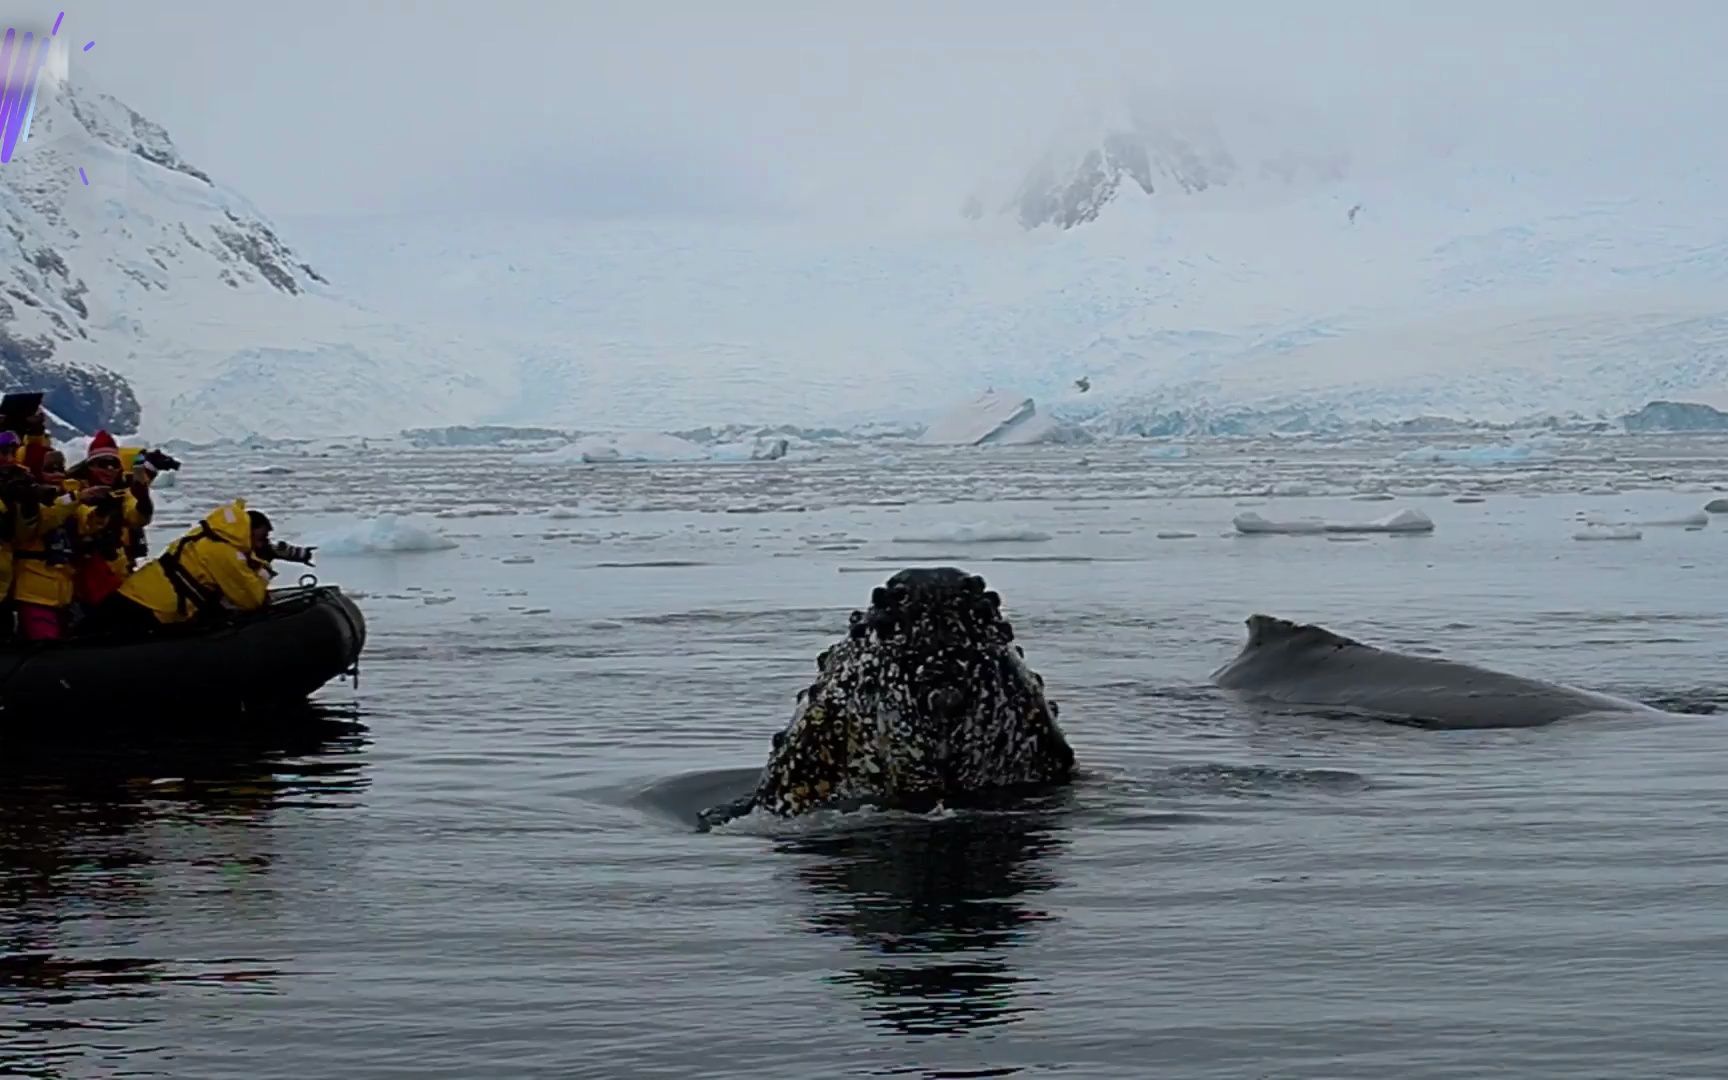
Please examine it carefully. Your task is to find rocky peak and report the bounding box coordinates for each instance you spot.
[974,101,1348,231]
[0,44,331,434]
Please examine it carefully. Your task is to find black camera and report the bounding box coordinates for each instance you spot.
[141,449,182,472]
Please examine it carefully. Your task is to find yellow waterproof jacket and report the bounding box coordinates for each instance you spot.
[118,499,273,625]
[11,498,90,608]
[64,478,151,579]
[0,495,39,599]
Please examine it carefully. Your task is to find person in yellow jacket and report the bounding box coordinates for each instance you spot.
[81,499,279,637]
[62,430,155,607]
[11,484,114,640]
[0,457,50,630]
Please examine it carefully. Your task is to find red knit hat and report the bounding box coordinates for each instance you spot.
[85,429,121,464]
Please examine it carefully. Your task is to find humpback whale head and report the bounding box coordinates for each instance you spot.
[698,567,1075,830]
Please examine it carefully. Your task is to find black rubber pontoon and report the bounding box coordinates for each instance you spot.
[0,584,366,718]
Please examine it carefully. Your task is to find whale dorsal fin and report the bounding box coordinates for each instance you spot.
[1244,614,1366,651]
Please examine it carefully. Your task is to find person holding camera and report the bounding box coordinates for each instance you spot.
[9,473,114,641]
[84,499,284,635]
[0,454,54,632]
[65,431,157,609]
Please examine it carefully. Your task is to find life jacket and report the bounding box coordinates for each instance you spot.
[118,500,272,625]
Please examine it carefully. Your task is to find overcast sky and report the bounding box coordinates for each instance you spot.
[23,1,1728,220]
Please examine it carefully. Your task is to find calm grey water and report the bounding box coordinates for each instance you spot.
[4,434,1727,1079]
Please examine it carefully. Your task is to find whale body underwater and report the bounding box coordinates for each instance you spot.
[1211,614,1677,729]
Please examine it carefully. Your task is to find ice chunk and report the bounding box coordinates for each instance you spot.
[1233,512,1325,535]
[890,523,1053,544]
[1584,510,1710,528]
[707,437,790,462]
[917,390,1080,446]
[1323,509,1436,534]
[1639,511,1710,528]
[1395,443,1552,465]
[1234,509,1434,535]
[1574,525,1642,541]
[314,516,460,555]
[517,433,708,465]
[1705,498,1728,513]
[1144,445,1189,459]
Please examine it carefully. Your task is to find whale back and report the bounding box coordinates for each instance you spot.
[1212,614,1658,729]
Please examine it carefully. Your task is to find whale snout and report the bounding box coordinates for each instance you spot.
[702,566,1077,827]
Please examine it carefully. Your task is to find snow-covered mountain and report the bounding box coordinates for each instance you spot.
[968,100,1350,230]
[285,163,1728,435]
[1,43,514,441]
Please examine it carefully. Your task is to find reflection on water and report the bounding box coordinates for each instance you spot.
[781,802,1070,1041]
[0,705,369,1077]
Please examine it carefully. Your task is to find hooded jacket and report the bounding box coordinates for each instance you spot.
[116,499,273,624]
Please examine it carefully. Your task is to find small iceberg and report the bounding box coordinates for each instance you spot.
[1584,510,1709,529]
[1323,508,1436,534]
[1703,498,1728,514]
[1639,511,1711,528]
[314,516,460,555]
[523,432,711,465]
[708,437,790,462]
[1395,443,1552,466]
[918,389,1085,446]
[1234,509,1434,536]
[1574,525,1642,542]
[891,524,1053,544]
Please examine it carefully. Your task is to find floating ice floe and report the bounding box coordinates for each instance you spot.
[313,515,460,555]
[1395,442,1553,466]
[1233,509,1434,536]
[1574,525,1642,541]
[918,389,1083,446]
[1584,510,1709,529]
[524,432,711,464]
[890,523,1053,544]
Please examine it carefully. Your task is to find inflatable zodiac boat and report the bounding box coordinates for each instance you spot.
[0,583,366,718]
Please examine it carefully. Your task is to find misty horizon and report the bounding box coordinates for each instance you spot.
[21,0,1728,223]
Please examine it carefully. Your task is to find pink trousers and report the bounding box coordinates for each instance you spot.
[17,603,65,641]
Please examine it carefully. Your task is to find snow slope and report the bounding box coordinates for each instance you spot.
[286,179,1728,434]
[1,44,515,440]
